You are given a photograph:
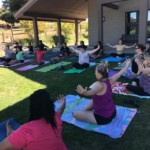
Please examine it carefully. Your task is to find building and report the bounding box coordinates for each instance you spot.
[14,0,149,46]
[89,0,149,45]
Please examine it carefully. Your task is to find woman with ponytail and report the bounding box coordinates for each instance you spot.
[0,89,67,150]
[73,60,131,125]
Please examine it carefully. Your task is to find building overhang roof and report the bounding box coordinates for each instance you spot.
[14,0,88,22]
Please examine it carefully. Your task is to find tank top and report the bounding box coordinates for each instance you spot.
[132,54,144,74]
[92,79,116,118]
[139,73,150,95]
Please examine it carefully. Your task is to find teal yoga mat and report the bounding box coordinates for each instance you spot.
[36,61,72,72]
[64,68,85,74]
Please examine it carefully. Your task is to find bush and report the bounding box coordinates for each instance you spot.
[18,38,34,46]
[52,35,65,46]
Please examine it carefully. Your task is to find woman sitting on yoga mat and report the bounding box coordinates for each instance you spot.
[5,46,24,66]
[132,44,145,75]
[107,39,136,58]
[60,42,71,56]
[71,46,100,69]
[0,89,67,150]
[126,51,150,96]
[90,41,103,59]
[73,59,131,125]
[123,44,145,79]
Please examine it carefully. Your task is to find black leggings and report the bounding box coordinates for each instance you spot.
[73,63,89,69]
[94,110,116,125]
[111,53,125,58]
[126,78,150,96]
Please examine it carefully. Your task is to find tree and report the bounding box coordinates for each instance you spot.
[20,20,34,40]
[8,0,27,13]
[2,0,27,13]
[0,8,16,42]
[61,23,75,43]
[0,11,15,25]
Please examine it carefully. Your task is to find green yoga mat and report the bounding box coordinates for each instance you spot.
[64,68,85,74]
[36,61,72,72]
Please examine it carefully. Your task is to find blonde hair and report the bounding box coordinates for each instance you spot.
[135,55,144,64]
[96,61,109,79]
[144,51,150,64]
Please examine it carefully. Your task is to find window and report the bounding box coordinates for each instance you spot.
[125,11,139,35]
[147,10,150,35]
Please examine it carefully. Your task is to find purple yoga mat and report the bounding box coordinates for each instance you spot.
[0,60,31,68]
[16,65,39,71]
[16,61,49,71]
[109,70,118,77]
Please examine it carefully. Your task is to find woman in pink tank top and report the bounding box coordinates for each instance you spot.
[73,59,131,125]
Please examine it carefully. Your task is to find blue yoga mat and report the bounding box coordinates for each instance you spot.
[102,56,128,62]
[55,95,137,138]
[0,118,20,142]
[24,54,35,58]
[44,52,61,58]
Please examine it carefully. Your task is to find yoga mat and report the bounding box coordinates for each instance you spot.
[24,54,35,58]
[64,63,97,74]
[109,70,118,77]
[112,82,150,99]
[52,56,66,60]
[55,95,137,138]
[67,56,78,60]
[36,61,72,73]
[0,60,31,68]
[0,117,20,142]
[44,52,61,58]
[16,61,49,71]
[89,57,96,61]
[0,62,4,65]
[102,56,128,62]
[64,68,85,74]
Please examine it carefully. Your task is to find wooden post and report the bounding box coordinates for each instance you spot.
[2,33,4,43]
[33,17,39,45]
[57,19,62,45]
[75,19,78,45]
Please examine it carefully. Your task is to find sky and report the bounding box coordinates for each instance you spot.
[0,0,2,8]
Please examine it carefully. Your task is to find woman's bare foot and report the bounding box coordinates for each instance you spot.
[131,81,137,86]
[6,121,13,136]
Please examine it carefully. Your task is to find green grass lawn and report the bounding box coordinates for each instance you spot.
[0,57,150,150]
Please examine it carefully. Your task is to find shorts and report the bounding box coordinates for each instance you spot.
[94,110,116,125]
[18,60,24,63]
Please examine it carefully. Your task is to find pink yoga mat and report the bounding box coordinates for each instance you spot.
[16,61,49,71]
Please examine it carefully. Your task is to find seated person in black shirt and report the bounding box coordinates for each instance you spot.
[90,41,103,58]
[39,40,48,50]
[60,43,71,56]
[77,41,87,50]
[27,42,34,54]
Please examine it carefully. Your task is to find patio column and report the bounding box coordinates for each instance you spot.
[33,17,39,46]
[57,19,62,45]
[75,19,78,45]
[138,0,148,45]
[88,0,102,46]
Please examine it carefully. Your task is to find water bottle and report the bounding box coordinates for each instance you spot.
[118,62,121,67]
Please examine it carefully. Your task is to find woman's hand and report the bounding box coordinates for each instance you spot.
[125,58,131,68]
[76,85,87,95]
[57,95,66,106]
